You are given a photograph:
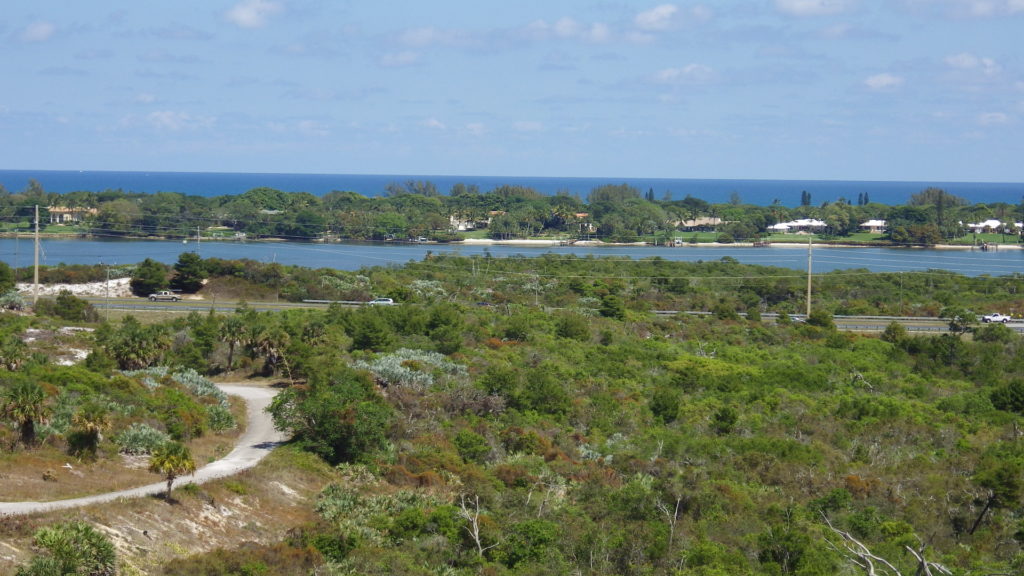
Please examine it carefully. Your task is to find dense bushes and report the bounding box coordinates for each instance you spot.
[268,369,393,465]
[9,255,1024,575]
[34,290,98,322]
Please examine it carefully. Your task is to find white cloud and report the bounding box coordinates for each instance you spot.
[267,119,329,137]
[655,64,715,84]
[587,23,611,43]
[225,0,283,29]
[297,120,330,137]
[396,26,478,50]
[401,27,444,46]
[965,0,996,15]
[380,51,420,68]
[21,21,55,43]
[864,73,904,90]
[978,112,1009,125]
[553,18,581,38]
[514,121,545,132]
[135,93,157,104]
[465,123,487,136]
[958,0,1024,15]
[775,0,854,16]
[635,4,678,30]
[146,111,214,131]
[691,5,715,22]
[525,18,611,42]
[821,23,851,38]
[945,52,1000,75]
[423,118,446,130]
[910,0,1024,17]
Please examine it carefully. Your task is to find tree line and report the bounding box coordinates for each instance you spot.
[1,178,1022,245]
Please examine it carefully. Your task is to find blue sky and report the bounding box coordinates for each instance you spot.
[2,1,1021,182]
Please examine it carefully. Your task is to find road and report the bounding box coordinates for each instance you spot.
[0,384,285,517]
[655,311,1024,334]
[88,295,1024,334]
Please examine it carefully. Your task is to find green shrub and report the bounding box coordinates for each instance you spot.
[650,387,680,424]
[555,312,591,341]
[115,422,170,455]
[207,404,237,432]
[0,290,26,311]
[454,429,490,464]
[224,480,249,495]
[712,406,738,434]
[17,521,116,576]
[496,519,560,568]
[34,290,99,322]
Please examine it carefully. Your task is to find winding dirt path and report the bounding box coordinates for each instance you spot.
[0,384,285,517]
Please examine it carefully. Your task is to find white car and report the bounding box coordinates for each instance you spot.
[367,298,394,306]
[982,312,1012,323]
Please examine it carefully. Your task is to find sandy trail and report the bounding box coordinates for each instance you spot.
[0,384,285,517]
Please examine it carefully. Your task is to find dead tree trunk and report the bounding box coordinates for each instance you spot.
[968,491,994,535]
[458,494,498,557]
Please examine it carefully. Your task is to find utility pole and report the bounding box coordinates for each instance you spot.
[898,272,903,316]
[104,263,111,322]
[33,205,39,305]
[805,235,813,317]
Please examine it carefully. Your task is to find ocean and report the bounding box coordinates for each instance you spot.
[0,169,1020,207]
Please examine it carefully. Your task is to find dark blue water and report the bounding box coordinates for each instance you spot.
[1,169,1020,207]
[2,237,1020,277]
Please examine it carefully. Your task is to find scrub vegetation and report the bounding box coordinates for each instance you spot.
[2,253,1024,575]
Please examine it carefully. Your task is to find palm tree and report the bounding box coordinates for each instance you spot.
[71,400,111,456]
[253,324,293,383]
[218,314,247,371]
[0,333,28,371]
[148,441,196,502]
[22,521,117,576]
[2,380,49,446]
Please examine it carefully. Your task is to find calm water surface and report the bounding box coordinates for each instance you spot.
[1,238,1021,277]
[1,169,1021,207]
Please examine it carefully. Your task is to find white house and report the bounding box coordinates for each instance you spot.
[677,216,724,230]
[967,219,1006,233]
[47,206,98,224]
[859,219,886,234]
[770,219,826,233]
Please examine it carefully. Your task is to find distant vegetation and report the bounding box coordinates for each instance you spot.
[13,250,1024,318]
[1,177,1022,246]
[3,256,1024,574]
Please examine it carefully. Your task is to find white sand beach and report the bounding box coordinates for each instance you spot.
[457,237,1022,250]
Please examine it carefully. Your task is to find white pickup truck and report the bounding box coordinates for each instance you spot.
[981,312,1012,323]
[148,291,181,302]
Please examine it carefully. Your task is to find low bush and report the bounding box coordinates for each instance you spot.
[115,422,170,455]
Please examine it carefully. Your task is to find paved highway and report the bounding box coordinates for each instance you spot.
[83,296,1024,334]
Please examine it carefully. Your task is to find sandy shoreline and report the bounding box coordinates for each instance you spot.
[458,238,1022,250]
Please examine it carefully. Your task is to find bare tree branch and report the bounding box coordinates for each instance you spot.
[821,514,954,576]
[458,494,499,557]
[822,513,903,576]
